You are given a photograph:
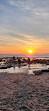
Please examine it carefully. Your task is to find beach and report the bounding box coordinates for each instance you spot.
[0,72,49,111]
[0,0,49,110]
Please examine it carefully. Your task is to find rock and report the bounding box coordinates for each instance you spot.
[33,70,43,75]
[43,69,49,72]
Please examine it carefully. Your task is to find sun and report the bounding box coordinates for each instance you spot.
[28,50,33,54]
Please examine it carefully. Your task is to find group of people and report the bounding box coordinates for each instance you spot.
[12,56,30,64]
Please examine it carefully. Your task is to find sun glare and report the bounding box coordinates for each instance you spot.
[28,50,33,54]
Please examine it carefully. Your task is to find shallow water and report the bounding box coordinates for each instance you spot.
[0,63,49,74]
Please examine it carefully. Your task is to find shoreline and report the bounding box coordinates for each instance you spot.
[0,72,49,110]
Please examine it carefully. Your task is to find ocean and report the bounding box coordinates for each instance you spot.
[0,56,49,74]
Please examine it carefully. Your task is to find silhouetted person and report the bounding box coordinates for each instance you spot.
[23,58,25,63]
[17,58,21,68]
[18,58,21,64]
[13,56,15,60]
[28,57,30,64]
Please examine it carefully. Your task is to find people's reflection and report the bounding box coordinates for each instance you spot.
[28,58,30,69]
[13,64,15,69]
[28,64,30,68]
[18,64,21,68]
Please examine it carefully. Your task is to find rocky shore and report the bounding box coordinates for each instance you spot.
[0,57,49,69]
[0,72,49,111]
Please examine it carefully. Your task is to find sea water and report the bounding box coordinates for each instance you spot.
[0,63,49,74]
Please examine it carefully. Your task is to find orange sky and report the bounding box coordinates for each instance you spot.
[0,35,49,56]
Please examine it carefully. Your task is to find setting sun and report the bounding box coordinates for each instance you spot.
[28,50,33,54]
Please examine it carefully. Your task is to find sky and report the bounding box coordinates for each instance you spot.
[0,0,49,56]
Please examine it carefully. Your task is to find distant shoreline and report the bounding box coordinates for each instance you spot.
[0,55,49,59]
[0,53,49,58]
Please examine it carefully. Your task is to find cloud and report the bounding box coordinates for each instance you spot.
[0,33,49,48]
[0,31,49,54]
[0,0,49,42]
[7,0,49,13]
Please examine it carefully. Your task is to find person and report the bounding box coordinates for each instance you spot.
[13,56,15,60]
[18,58,21,68]
[28,57,30,63]
[18,58,21,64]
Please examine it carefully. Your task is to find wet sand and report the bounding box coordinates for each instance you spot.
[0,72,49,111]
